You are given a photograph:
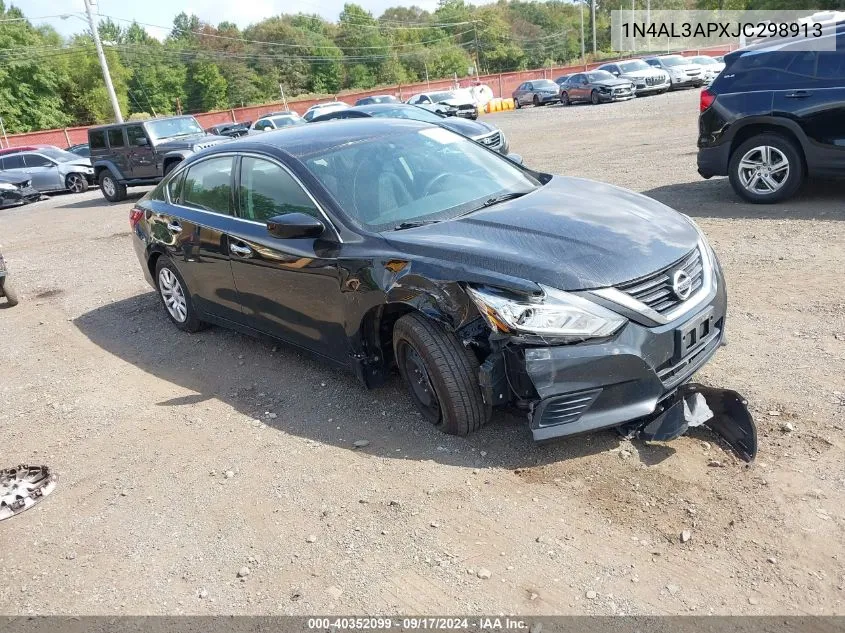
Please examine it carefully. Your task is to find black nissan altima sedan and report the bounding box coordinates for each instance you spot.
[129,119,731,445]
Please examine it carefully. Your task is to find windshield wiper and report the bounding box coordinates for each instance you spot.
[392,219,440,230]
[472,191,531,211]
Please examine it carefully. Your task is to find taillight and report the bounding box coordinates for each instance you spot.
[700,88,715,112]
[129,208,144,229]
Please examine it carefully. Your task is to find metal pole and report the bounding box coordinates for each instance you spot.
[279,84,288,110]
[83,0,123,123]
[591,0,596,56]
[580,1,585,66]
[0,118,8,149]
[632,0,635,52]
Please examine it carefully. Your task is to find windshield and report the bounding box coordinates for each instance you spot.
[146,117,204,141]
[303,127,538,231]
[586,71,615,82]
[533,79,558,89]
[619,60,651,72]
[271,116,302,127]
[692,56,717,65]
[38,147,82,162]
[660,56,688,67]
[368,106,444,123]
[428,91,458,102]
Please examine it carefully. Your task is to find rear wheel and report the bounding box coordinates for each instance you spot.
[99,171,126,202]
[728,133,804,204]
[393,313,487,436]
[1,279,18,307]
[155,257,206,332]
[65,173,89,194]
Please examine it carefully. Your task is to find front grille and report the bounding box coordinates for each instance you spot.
[537,389,601,428]
[616,248,704,315]
[645,76,662,86]
[686,70,701,76]
[477,131,501,148]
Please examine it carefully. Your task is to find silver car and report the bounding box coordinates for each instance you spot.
[0,147,94,193]
[644,55,705,89]
[597,59,671,95]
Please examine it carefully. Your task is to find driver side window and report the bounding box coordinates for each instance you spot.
[239,157,320,223]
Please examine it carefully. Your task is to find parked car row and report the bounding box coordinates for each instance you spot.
[511,54,720,109]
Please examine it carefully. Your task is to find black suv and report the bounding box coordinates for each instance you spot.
[89,116,228,202]
[698,27,844,203]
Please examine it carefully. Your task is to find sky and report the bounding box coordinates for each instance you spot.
[19,0,453,39]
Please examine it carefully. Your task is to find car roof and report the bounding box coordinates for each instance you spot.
[89,115,196,130]
[209,117,434,159]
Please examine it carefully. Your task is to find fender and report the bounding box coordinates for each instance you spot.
[92,159,125,181]
[161,150,193,174]
[722,115,810,155]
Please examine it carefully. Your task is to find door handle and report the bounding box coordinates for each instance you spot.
[166,222,182,233]
[785,90,812,99]
[230,243,253,258]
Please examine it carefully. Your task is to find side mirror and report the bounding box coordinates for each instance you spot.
[613,71,620,76]
[266,212,325,239]
[506,153,524,166]
[135,137,148,146]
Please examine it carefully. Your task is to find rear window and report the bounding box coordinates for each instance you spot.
[714,50,818,91]
[89,130,106,149]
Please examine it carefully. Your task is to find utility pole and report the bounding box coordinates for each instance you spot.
[631,0,635,52]
[580,1,585,66]
[473,21,481,76]
[279,84,288,110]
[83,0,123,123]
[591,0,597,56]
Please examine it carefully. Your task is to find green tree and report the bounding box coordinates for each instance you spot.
[185,60,228,111]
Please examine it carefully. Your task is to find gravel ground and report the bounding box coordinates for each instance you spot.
[1,88,844,615]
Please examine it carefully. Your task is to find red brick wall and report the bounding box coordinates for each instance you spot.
[2,45,734,149]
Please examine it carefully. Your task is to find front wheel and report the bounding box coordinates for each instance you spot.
[155,257,207,332]
[533,95,540,107]
[514,97,521,109]
[99,171,126,202]
[590,90,600,105]
[1,278,18,307]
[393,313,487,436]
[560,91,570,106]
[65,173,89,194]
[728,133,804,204]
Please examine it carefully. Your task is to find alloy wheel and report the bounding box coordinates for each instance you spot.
[398,341,440,422]
[158,267,188,323]
[67,174,85,193]
[102,176,116,198]
[737,146,790,195]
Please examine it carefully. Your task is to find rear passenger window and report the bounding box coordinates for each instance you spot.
[24,154,52,168]
[2,155,24,169]
[89,130,106,149]
[181,157,233,214]
[239,157,319,223]
[107,128,125,148]
[729,51,817,89]
[816,50,845,80]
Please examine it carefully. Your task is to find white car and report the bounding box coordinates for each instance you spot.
[249,112,304,134]
[405,90,478,120]
[688,55,726,85]
[644,55,706,89]
[303,102,350,122]
[597,59,671,96]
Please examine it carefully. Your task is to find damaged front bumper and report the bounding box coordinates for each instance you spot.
[480,274,756,461]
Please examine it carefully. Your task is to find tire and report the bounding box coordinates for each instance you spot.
[163,161,179,177]
[533,95,540,107]
[590,90,600,105]
[1,279,18,307]
[393,312,487,437]
[65,172,89,194]
[99,171,127,202]
[514,97,521,109]
[728,133,804,204]
[560,91,570,106]
[154,256,206,332]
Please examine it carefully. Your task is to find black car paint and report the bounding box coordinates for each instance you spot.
[559,73,635,104]
[132,119,725,443]
[698,31,845,179]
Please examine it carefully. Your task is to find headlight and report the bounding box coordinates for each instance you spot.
[683,214,717,270]
[0,182,16,191]
[466,284,627,341]
[598,86,611,92]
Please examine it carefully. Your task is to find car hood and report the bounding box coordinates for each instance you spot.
[592,78,633,88]
[439,117,495,138]
[58,157,91,168]
[437,97,474,107]
[383,176,699,291]
[621,68,666,79]
[672,63,702,72]
[155,133,229,151]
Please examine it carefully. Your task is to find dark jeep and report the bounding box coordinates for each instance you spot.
[88,116,228,202]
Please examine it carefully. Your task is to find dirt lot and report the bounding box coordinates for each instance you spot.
[1,88,844,616]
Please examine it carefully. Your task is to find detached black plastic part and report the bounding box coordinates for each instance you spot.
[623,383,758,463]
